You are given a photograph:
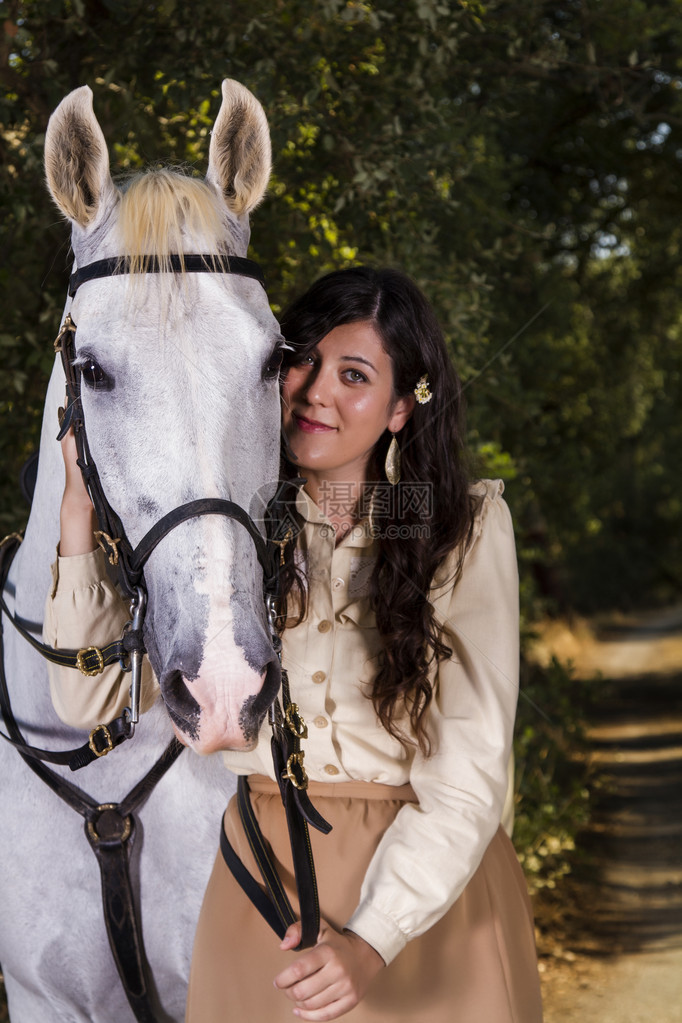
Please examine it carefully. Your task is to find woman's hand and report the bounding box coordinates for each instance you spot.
[273,919,385,1020]
[59,426,97,556]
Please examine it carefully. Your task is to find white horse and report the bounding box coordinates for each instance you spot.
[0,79,281,1021]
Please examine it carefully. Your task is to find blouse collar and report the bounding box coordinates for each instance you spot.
[295,485,375,549]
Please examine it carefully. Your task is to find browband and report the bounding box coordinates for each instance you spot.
[68,254,266,297]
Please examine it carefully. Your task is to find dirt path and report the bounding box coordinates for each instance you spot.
[531,607,682,1022]
[540,948,682,1022]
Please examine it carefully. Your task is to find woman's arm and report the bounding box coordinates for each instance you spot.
[343,482,520,964]
[58,429,98,555]
[44,430,158,729]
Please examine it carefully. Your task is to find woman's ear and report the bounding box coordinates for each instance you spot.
[387,394,416,434]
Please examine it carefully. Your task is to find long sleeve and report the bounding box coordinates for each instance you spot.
[43,547,158,729]
[345,482,520,964]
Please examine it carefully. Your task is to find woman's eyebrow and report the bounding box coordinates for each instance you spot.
[339,355,377,371]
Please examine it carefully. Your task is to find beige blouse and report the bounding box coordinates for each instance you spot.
[44,479,520,965]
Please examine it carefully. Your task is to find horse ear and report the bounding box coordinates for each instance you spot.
[206,79,271,216]
[44,86,115,227]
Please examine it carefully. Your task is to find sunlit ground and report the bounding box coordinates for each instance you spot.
[532,608,682,1022]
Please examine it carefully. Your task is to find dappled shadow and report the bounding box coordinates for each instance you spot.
[593,605,682,642]
[568,671,682,953]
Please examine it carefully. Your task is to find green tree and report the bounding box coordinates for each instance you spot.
[2,0,681,609]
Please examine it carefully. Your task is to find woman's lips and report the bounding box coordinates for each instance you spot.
[292,413,336,433]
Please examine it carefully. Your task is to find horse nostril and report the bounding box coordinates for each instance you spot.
[161,669,201,741]
[248,658,281,722]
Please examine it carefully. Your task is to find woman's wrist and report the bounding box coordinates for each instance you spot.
[59,428,97,556]
[59,494,97,556]
[343,929,385,969]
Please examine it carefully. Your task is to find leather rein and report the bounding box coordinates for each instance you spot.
[0,253,330,1023]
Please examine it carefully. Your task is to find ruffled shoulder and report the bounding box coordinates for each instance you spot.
[468,477,506,545]
[430,478,510,594]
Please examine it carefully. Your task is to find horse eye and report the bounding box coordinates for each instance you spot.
[263,347,284,381]
[80,358,112,390]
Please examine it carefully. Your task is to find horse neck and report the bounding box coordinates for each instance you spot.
[11,356,66,623]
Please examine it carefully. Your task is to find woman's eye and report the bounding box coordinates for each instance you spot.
[345,368,367,383]
[80,358,112,390]
[285,354,315,376]
[264,347,284,380]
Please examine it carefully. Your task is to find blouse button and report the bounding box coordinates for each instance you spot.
[324,764,339,776]
[312,670,326,684]
[313,715,328,729]
[317,619,332,633]
[332,577,344,590]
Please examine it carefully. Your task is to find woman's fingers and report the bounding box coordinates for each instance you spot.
[292,993,358,1021]
[290,977,346,1011]
[274,944,326,995]
[279,921,304,951]
[60,428,82,481]
[274,920,384,1019]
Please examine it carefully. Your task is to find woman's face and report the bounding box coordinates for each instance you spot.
[281,320,413,485]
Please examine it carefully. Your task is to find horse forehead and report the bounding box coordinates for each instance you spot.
[74,284,280,441]
[67,204,268,337]
[71,275,277,356]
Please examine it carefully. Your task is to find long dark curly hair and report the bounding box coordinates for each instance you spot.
[277,266,476,755]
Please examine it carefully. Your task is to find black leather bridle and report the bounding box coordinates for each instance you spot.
[2,253,282,762]
[0,253,330,1023]
[54,286,280,743]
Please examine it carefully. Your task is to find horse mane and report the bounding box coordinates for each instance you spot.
[118,168,232,274]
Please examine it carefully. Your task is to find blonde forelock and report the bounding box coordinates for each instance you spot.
[118,169,231,275]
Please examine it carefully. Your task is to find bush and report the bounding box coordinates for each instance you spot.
[513,654,593,896]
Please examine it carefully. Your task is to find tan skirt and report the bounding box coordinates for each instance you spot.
[186,776,543,1022]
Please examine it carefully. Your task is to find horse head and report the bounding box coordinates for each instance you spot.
[44,81,282,755]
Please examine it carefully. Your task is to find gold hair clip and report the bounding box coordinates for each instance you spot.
[414,374,432,404]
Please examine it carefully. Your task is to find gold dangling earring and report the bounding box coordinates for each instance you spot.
[385,432,401,486]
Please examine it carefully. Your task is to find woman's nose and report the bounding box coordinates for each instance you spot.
[303,366,332,406]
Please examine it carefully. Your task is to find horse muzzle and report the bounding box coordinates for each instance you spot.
[161,653,281,755]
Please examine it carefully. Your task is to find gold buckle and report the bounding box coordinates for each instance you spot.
[283,751,308,790]
[88,724,114,758]
[0,531,24,548]
[284,702,308,740]
[94,530,121,567]
[76,646,105,677]
[271,527,293,566]
[54,314,76,352]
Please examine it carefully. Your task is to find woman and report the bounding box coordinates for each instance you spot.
[45,267,542,1022]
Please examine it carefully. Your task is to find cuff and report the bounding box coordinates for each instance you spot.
[344,902,408,967]
[54,546,109,590]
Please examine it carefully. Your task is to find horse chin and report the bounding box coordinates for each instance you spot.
[169,719,259,755]
[171,714,261,755]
